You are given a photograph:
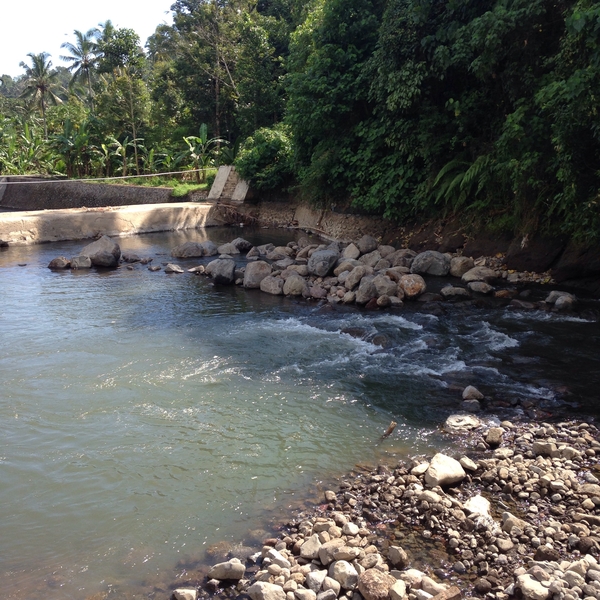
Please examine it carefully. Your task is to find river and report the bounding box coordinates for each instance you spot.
[0,228,598,599]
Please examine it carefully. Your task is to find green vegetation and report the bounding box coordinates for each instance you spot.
[1,0,599,239]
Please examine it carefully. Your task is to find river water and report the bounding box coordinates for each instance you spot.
[1,228,599,599]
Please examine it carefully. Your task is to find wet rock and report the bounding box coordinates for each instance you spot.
[165,263,184,273]
[411,251,451,276]
[173,588,198,600]
[200,241,219,256]
[459,399,480,412]
[357,569,397,600]
[48,256,71,269]
[121,252,141,263]
[81,235,121,267]
[208,558,246,580]
[425,454,466,487]
[445,414,481,432]
[244,261,272,288]
[71,255,92,269]
[467,281,493,294]
[171,241,205,258]
[206,259,236,284]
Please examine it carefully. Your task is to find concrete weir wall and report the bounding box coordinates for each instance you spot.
[0,203,223,246]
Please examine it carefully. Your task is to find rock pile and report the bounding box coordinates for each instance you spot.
[175,419,600,600]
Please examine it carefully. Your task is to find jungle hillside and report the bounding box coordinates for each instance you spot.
[1,0,599,240]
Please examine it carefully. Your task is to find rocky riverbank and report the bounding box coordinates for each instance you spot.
[171,416,600,600]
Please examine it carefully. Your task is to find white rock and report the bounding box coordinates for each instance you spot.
[463,495,491,517]
[389,580,407,600]
[424,453,466,487]
[421,576,447,596]
[173,589,198,600]
[295,589,317,600]
[462,385,484,400]
[444,414,481,432]
[411,462,429,476]
[329,560,359,590]
[266,549,292,569]
[306,570,328,592]
[208,558,246,580]
[399,569,425,589]
[343,522,360,536]
[301,534,322,560]
[517,574,551,600]
[247,582,287,600]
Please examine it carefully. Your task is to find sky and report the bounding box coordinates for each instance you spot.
[0,0,174,77]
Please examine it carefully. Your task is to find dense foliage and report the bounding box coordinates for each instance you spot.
[1,0,599,238]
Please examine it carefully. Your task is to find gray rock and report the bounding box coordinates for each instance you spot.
[301,534,322,560]
[461,266,497,283]
[424,453,466,487]
[165,263,185,273]
[516,574,550,600]
[440,285,470,299]
[256,243,275,256]
[217,242,240,255]
[378,245,396,258]
[70,255,92,269]
[411,251,451,276]
[308,250,340,277]
[317,590,338,600]
[460,399,481,412]
[389,580,407,600]
[323,577,341,596]
[450,256,475,278]
[356,235,378,254]
[247,582,287,600]
[355,276,377,305]
[295,590,316,600]
[343,243,361,260]
[372,274,397,297]
[231,237,253,252]
[545,290,576,304]
[200,240,219,256]
[244,261,272,288]
[48,256,71,269]
[555,294,576,310]
[260,276,284,295]
[388,546,408,569]
[359,250,382,268]
[468,281,493,294]
[387,249,416,268]
[266,548,291,569]
[283,274,309,296]
[485,427,504,446]
[318,539,346,565]
[206,259,236,284]
[81,235,121,267]
[306,570,328,592]
[171,241,205,258]
[121,252,141,263]
[247,246,260,258]
[208,558,246,580]
[345,266,367,291]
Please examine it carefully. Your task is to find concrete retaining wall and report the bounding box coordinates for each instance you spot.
[0,177,207,211]
[0,203,224,245]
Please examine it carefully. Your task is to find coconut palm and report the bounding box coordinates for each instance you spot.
[19,52,63,139]
[60,29,99,110]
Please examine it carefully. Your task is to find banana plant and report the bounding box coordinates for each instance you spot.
[181,123,227,182]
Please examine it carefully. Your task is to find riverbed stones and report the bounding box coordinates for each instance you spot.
[173,588,198,600]
[329,560,358,590]
[462,385,484,400]
[283,274,309,296]
[424,453,466,487]
[355,276,377,305]
[358,569,397,600]
[301,534,322,560]
[450,256,474,278]
[70,255,92,269]
[244,261,272,288]
[80,235,121,267]
[206,259,236,284]
[308,249,340,277]
[411,251,451,276]
[171,241,205,258]
[357,235,378,254]
[388,546,408,569]
[248,582,287,600]
[217,242,240,255]
[461,266,496,283]
[445,414,481,432]
[165,263,184,273]
[343,243,361,260]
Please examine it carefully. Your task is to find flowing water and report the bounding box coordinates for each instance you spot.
[1,228,599,599]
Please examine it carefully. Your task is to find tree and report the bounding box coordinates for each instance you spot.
[60,29,99,110]
[19,52,63,138]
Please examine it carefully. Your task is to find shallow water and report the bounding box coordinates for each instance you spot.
[0,228,599,599]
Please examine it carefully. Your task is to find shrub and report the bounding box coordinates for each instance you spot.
[235,124,293,191]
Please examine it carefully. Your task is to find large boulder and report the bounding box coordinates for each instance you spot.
[424,453,466,487]
[372,274,397,297]
[80,235,121,267]
[171,241,205,258]
[355,276,377,305]
[399,274,426,298]
[411,251,451,276]
[244,261,272,288]
[206,259,236,284]
[70,255,92,269]
[283,274,310,296]
[308,249,339,277]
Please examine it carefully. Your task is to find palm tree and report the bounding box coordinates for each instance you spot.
[60,29,99,110]
[19,52,63,139]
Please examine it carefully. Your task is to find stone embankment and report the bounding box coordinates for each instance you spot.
[172,417,600,600]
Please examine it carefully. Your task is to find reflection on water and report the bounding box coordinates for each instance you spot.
[0,228,599,598]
